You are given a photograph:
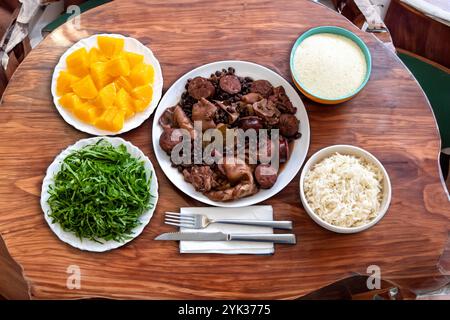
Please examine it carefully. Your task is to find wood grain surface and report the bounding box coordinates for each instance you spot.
[0,0,449,299]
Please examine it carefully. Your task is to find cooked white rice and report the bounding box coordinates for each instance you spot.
[304,153,383,228]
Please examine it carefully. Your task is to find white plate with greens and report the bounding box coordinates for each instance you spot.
[41,137,158,252]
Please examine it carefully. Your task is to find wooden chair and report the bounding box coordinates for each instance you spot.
[299,274,417,300]
[385,0,450,70]
[331,0,450,69]
[329,0,450,194]
[0,0,20,98]
[0,0,109,99]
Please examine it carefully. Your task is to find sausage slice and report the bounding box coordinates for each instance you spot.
[219,75,242,94]
[250,80,273,98]
[279,114,299,138]
[255,164,278,189]
[188,77,215,100]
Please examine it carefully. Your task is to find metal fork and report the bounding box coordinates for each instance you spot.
[164,212,293,230]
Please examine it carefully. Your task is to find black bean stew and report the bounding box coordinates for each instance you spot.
[159,67,301,202]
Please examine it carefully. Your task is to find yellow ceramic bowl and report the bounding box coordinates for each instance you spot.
[290,26,372,105]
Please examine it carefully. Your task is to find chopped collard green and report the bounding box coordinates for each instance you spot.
[48,140,152,243]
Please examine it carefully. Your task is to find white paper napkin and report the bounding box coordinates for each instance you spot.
[180,206,274,254]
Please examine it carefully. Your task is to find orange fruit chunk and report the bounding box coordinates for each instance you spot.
[90,62,112,90]
[59,93,82,111]
[129,63,154,87]
[131,85,153,112]
[95,108,125,132]
[88,47,108,64]
[71,75,98,100]
[97,107,116,129]
[133,99,148,113]
[114,76,133,93]
[66,47,90,77]
[123,52,144,69]
[56,71,79,96]
[115,88,135,119]
[97,36,124,59]
[106,56,130,77]
[131,85,153,103]
[94,83,116,108]
[110,110,125,132]
[72,102,100,124]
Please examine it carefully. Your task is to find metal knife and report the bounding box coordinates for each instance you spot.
[155,232,296,244]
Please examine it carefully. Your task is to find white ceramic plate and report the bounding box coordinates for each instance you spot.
[299,145,391,233]
[51,33,163,135]
[152,60,310,207]
[41,137,159,251]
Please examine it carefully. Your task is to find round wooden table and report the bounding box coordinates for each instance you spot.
[0,0,449,299]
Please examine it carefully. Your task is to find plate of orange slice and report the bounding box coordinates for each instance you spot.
[51,34,163,135]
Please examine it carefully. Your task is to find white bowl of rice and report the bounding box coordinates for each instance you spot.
[299,145,391,233]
